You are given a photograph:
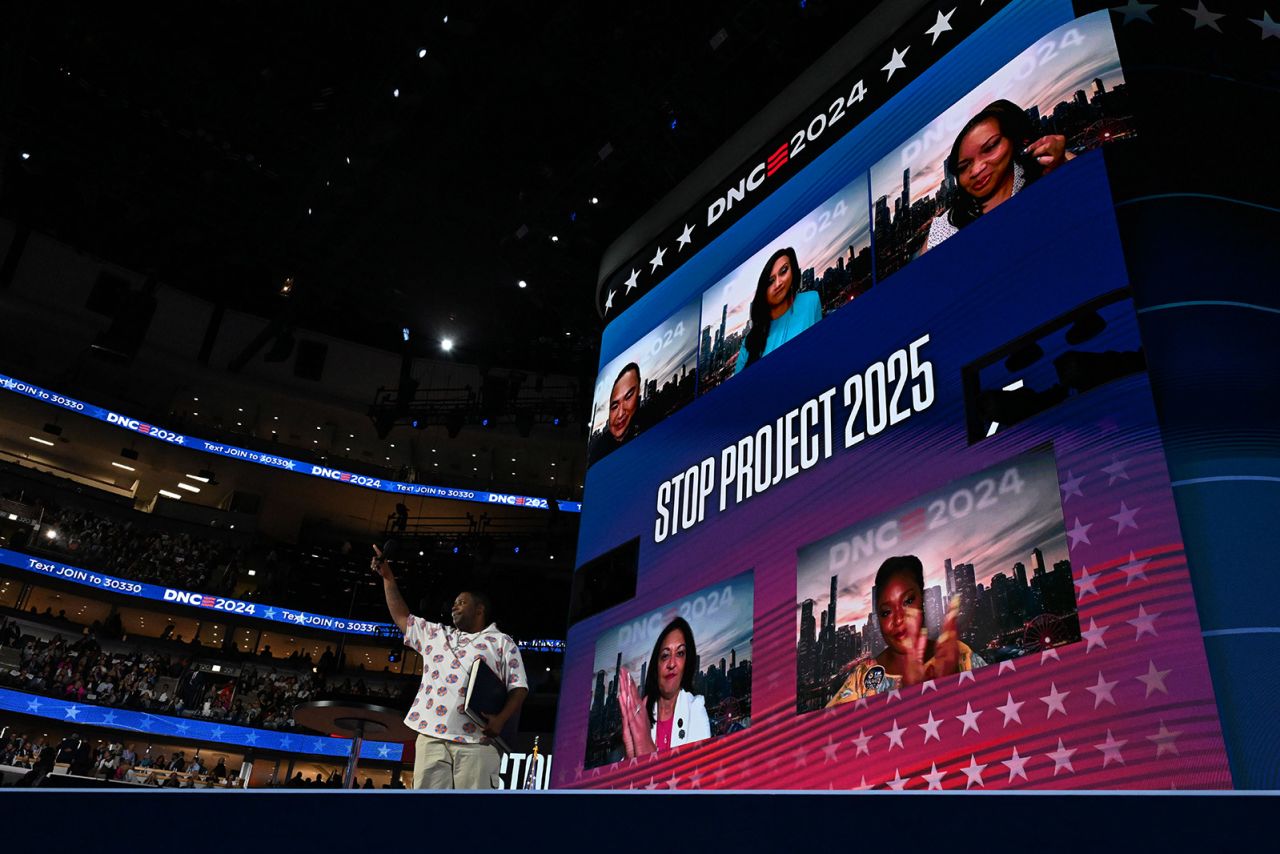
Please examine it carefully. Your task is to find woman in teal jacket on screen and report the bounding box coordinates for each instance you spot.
[734,246,821,375]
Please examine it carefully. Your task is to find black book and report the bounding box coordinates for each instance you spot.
[463,658,517,752]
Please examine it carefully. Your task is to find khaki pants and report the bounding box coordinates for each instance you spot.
[413,734,501,790]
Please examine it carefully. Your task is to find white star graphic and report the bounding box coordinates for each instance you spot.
[665,772,679,789]
[884,718,906,750]
[923,762,947,790]
[1122,550,1151,585]
[603,289,615,313]
[997,693,1024,727]
[886,768,910,790]
[1087,671,1119,708]
[244,731,259,745]
[1110,501,1140,534]
[885,687,902,703]
[792,745,808,768]
[1067,517,1093,547]
[1082,618,1109,653]
[961,755,987,789]
[920,679,936,694]
[1040,647,1061,665]
[1128,604,1160,640]
[1002,746,1030,783]
[377,743,392,758]
[1074,565,1100,599]
[1251,10,1280,39]
[643,776,659,790]
[648,245,667,272]
[1060,470,1085,501]
[1112,1,1157,25]
[1046,738,1077,775]
[278,736,291,749]
[175,721,190,734]
[25,697,42,713]
[821,736,839,763]
[1040,682,1070,718]
[688,767,702,789]
[958,668,976,685]
[1148,720,1182,757]
[854,697,869,710]
[1102,456,1131,485]
[854,775,871,790]
[1095,729,1127,767]
[209,726,225,740]
[957,702,983,736]
[919,710,943,743]
[263,607,277,620]
[63,705,80,720]
[997,659,1017,675]
[924,8,956,44]
[623,268,640,293]
[1137,660,1171,697]
[1184,2,1224,31]
[881,46,909,80]
[676,223,695,251]
[100,711,118,726]
[312,739,326,753]
[852,728,871,757]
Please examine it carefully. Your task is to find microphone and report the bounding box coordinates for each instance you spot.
[380,538,403,562]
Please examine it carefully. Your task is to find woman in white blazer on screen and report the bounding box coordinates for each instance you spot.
[617,617,712,756]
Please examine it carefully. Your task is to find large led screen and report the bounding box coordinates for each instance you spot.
[562,1,1231,791]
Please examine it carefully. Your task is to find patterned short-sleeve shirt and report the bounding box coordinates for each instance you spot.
[402,616,527,744]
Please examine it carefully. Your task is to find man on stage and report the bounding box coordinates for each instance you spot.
[372,546,528,789]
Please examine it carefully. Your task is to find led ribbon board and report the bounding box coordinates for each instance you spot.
[0,688,402,759]
[0,547,565,651]
[0,373,581,513]
[0,547,397,636]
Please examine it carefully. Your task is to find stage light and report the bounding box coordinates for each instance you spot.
[44,528,58,540]
[185,473,210,483]
[280,277,294,295]
[590,196,599,204]
[393,88,400,98]
[550,235,559,243]
[159,490,183,500]
[402,326,411,342]
[440,338,454,352]
[21,152,30,160]
[28,436,54,446]
[481,418,489,428]
[517,280,527,289]
[176,483,200,493]
[418,48,427,58]
[670,119,678,130]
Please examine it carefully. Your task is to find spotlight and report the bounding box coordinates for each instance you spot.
[20,152,30,160]
[517,280,527,289]
[440,338,454,352]
[418,48,427,58]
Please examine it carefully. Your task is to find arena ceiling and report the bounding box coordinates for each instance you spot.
[1,1,878,383]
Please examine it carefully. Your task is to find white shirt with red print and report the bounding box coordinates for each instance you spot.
[402,615,528,744]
